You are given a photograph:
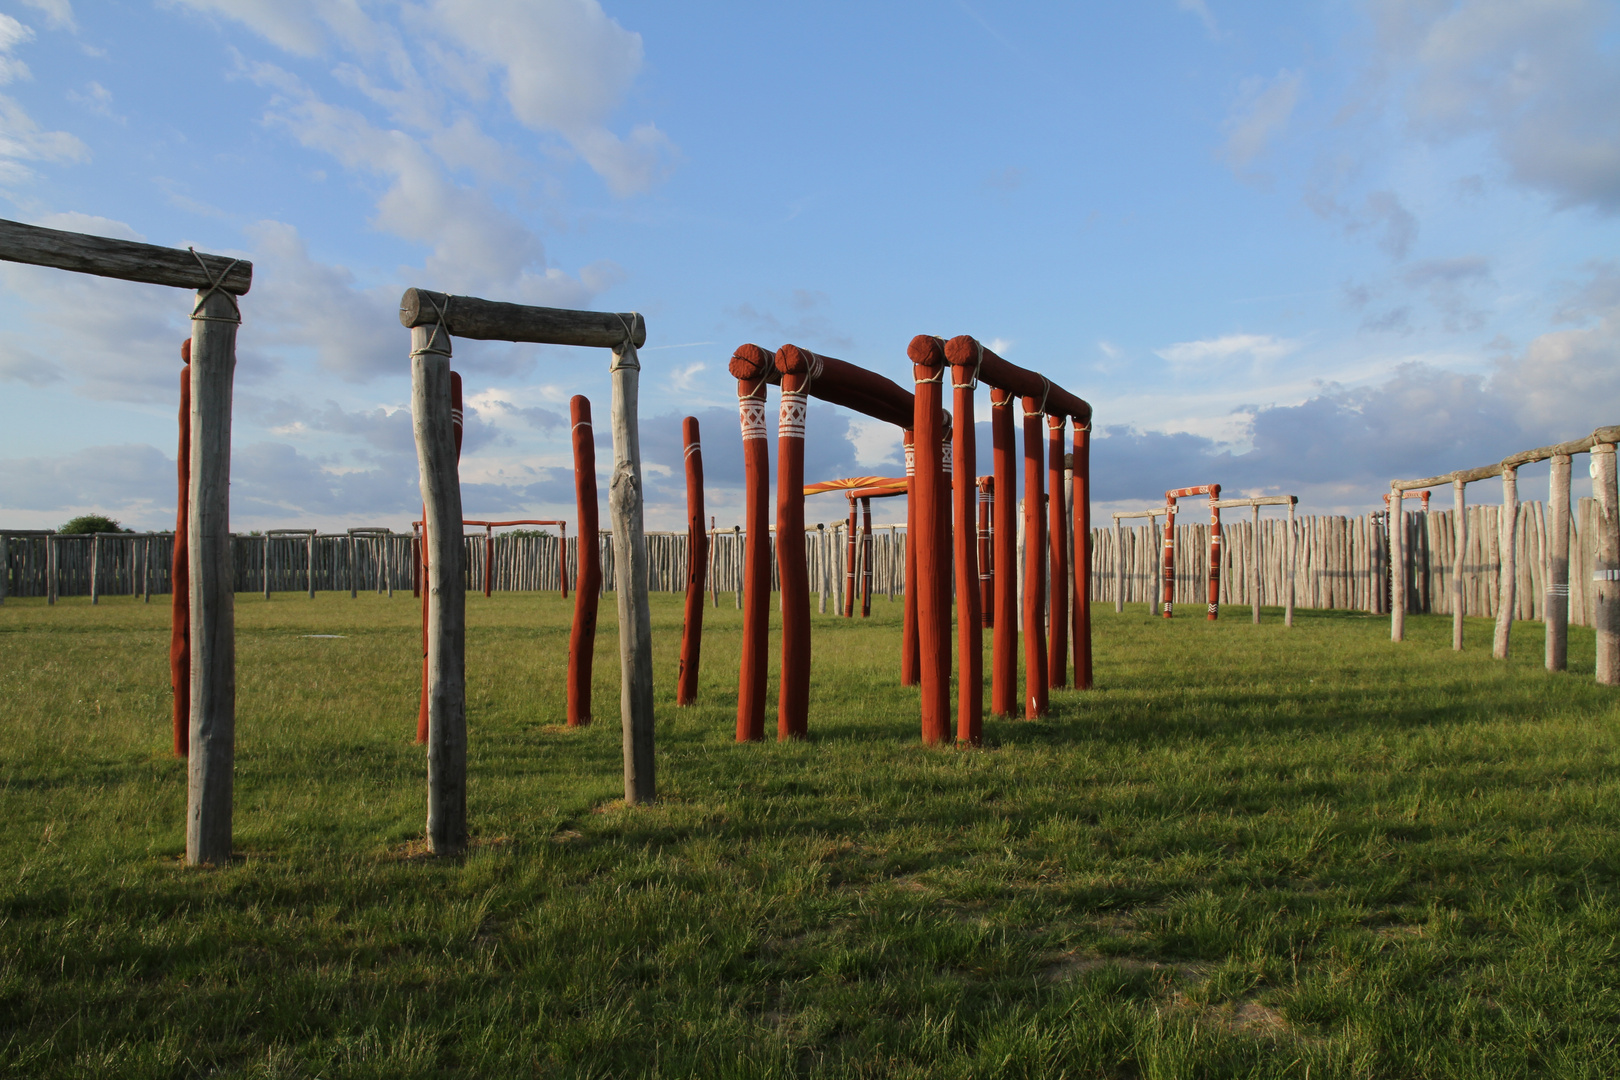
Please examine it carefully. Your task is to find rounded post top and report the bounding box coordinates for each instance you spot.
[908,334,946,369]
[729,343,779,382]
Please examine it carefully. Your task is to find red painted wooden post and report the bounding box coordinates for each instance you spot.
[1162,496,1178,619]
[902,431,919,683]
[731,344,776,742]
[773,346,815,738]
[172,339,191,758]
[558,521,568,599]
[1072,424,1094,689]
[484,524,493,598]
[566,394,600,727]
[1021,394,1049,717]
[1047,414,1068,689]
[989,387,1018,716]
[676,416,706,707]
[950,344,984,745]
[848,495,861,615]
[860,497,874,618]
[1206,485,1223,620]
[419,372,463,742]
[411,526,421,598]
[978,477,994,629]
[907,335,951,745]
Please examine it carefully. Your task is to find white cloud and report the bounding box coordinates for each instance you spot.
[1370,0,1620,212]
[1221,69,1303,171]
[168,0,376,58]
[1156,333,1300,368]
[1177,0,1219,39]
[0,93,88,181]
[19,0,74,33]
[67,80,122,122]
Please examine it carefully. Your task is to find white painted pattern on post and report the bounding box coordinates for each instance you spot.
[779,391,808,440]
[739,400,768,441]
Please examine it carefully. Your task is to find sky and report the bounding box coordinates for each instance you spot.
[0,0,1616,534]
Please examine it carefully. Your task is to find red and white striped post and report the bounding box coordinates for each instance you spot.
[566,394,600,727]
[907,335,951,745]
[845,494,858,619]
[676,416,706,707]
[977,477,994,629]
[731,344,777,742]
[773,345,817,738]
[902,431,920,683]
[1047,413,1068,689]
[860,497,875,618]
[1206,484,1223,620]
[1072,424,1093,689]
[1161,497,1178,619]
[1021,392,1049,718]
[949,343,984,745]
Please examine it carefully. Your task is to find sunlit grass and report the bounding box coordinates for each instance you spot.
[1,589,1617,1077]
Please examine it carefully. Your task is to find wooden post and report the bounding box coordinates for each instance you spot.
[90,533,100,605]
[567,396,600,727]
[608,335,655,804]
[171,345,191,756]
[950,344,983,745]
[1206,486,1222,621]
[1594,443,1619,686]
[677,417,707,708]
[978,478,995,628]
[1021,394,1048,717]
[1,533,8,606]
[1251,503,1261,624]
[1547,454,1571,671]
[1072,424,1093,690]
[411,323,466,855]
[46,533,56,605]
[731,345,774,742]
[1047,415,1068,688]
[418,376,463,745]
[734,525,743,610]
[1451,478,1466,649]
[1493,466,1519,659]
[844,496,858,619]
[483,525,493,598]
[348,534,358,600]
[860,497,874,618]
[1286,501,1297,627]
[773,348,814,738]
[262,534,271,600]
[989,388,1018,715]
[901,431,920,684]
[1114,514,1125,614]
[1390,484,1405,641]
[307,532,316,599]
[186,286,240,866]
[908,335,951,745]
[1162,500,1178,618]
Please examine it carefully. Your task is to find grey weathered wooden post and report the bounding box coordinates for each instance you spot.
[348,535,358,600]
[1452,476,1466,650]
[1389,484,1405,640]
[1114,514,1124,614]
[1594,443,1619,686]
[187,281,242,865]
[1285,499,1296,627]
[263,534,271,599]
[306,531,316,599]
[735,524,744,609]
[609,334,656,804]
[141,534,151,603]
[1251,503,1261,624]
[0,532,7,606]
[90,533,101,605]
[1547,454,1571,671]
[1493,466,1519,659]
[411,320,467,855]
[46,533,56,605]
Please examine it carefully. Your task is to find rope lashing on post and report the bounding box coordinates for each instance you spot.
[406,290,453,355]
[951,340,984,391]
[609,312,642,370]
[187,248,244,324]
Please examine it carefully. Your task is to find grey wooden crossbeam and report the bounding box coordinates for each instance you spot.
[399,288,644,349]
[0,217,252,293]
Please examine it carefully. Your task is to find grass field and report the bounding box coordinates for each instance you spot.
[1,588,1618,1078]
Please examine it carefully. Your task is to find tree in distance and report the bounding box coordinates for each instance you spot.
[58,514,129,534]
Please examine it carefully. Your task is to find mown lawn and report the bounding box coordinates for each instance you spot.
[1,588,1617,1078]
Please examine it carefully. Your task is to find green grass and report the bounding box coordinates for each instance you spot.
[2,588,1618,1078]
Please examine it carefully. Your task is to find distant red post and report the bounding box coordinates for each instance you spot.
[844,495,858,619]
[567,395,600,727]
[901,431,919,684]
[171,339,191,758]
[1047,415,1069,688]
[1022,393,1049,718]
[950,344,984,745]
[483,524,493,598]
[731,344,776,742]
[420,372,463,742]
[774,346,815,738]
[907,335,950,745]
[1072,424,1093,689]
[1162,497,1178,619]
[977,477,994,628]
[558,522,568,599]
[676,416,706,707]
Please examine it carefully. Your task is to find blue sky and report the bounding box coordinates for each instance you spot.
[0,0,1616,532]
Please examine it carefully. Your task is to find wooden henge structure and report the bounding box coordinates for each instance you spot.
[400,288,654,854]
[0,217,251,866]
[728,336,1096,747]
[1389,424,1620,685]
[1122,491,1299,625]
[802,475,909,621]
